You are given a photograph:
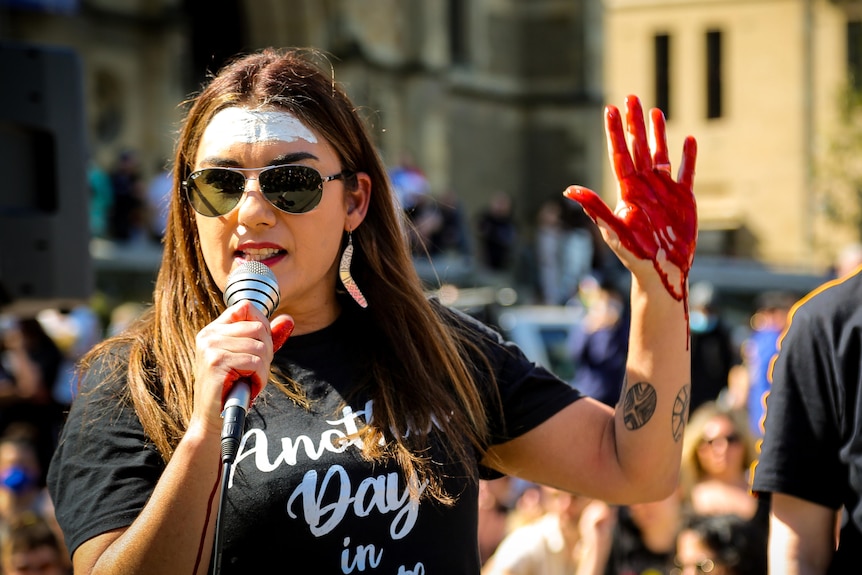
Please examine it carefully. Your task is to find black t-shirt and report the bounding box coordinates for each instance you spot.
[751,272,862,574]
[48,307,583,574]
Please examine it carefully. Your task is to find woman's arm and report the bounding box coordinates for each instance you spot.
[72,421,222,575]
[484,95,696,503]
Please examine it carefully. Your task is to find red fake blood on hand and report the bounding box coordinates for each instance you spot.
[271,316,295,353]
[564,96,697,344]
[219,315,295,406]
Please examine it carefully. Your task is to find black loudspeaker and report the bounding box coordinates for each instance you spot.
[0,41,92,312]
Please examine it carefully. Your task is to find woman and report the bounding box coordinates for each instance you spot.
[680,402,761,522]
[47,47,697,574]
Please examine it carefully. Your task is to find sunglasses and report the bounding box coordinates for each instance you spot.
[700,433,741,449]
[183,164,350,217]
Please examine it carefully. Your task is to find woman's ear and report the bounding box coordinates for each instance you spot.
[346,171,372,228]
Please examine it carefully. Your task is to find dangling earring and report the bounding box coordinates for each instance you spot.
[340,230,368,308]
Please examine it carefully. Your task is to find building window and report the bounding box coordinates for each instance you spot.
[449,0,469,66]
[654,34,671,117]
[848,20,862,90]
[706,29,723,119]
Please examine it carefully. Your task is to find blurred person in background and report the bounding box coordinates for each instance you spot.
[672,513,766,575]
[35,305,103,410]
[0,317,56,407]
[481,486,603,575]
[0,434,50,526]
[478,477,519,566]
[0,512,71,575]
[106,301,147,338]
[0,429,66,570]
[425,189,471,259]
[0,317,64,474]
[680,402,766,538]
[580,488,683,575]
[727,291,795,439]
[388,150,429,212]
[476,191,518,274]
[107,148,146,243]
[688,282,736,413]
[567,277,630,407]
[534,198,597,306]
[404,190,443,257]
[145,160,174,243]
[561,203,600,303]
[535,199,568,305]
[87,159,113,239]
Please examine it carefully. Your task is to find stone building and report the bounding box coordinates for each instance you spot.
[5,0,862,307]
[0,1,604,288]
[605,0,862,275]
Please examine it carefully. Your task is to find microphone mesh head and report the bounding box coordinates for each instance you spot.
[223,261,280,318]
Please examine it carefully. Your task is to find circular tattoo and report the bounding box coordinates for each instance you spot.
[672,384,691,442]
[623,382,657,430]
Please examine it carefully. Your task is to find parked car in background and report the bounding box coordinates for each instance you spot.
[433,283,583,381]
[494,305,584,381]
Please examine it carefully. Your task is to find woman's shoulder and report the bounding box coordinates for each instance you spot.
[77,338,135,398]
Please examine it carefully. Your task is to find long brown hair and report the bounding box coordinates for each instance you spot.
[80,47,495,503]
[680,401,757,496]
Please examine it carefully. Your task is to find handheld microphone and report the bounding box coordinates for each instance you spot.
[221,260,280,463]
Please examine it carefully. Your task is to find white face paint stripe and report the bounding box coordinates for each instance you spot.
[202,107,318,145]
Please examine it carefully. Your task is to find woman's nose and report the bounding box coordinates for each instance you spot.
[236,177,277,225]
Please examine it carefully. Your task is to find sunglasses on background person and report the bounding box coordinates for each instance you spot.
[700,433,741,450]
[184,164,351,217]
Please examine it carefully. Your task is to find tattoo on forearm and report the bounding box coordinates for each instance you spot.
[622,381,657,430]
[672,384,691,442]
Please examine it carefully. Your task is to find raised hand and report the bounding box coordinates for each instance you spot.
[564,95,697,302]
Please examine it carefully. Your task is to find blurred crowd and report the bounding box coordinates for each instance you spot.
[3,148,857,573]
[88,148,171,246]
[0,300,149,575]
[0,311,80,575]
[476,400,769,575]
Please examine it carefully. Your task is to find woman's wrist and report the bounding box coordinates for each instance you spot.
[182,418,222,453]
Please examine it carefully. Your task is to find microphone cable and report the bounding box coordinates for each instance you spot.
[210,456,233,575]
[194,465,221,575]
[209,261,279,575]
[211,384,251,575]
